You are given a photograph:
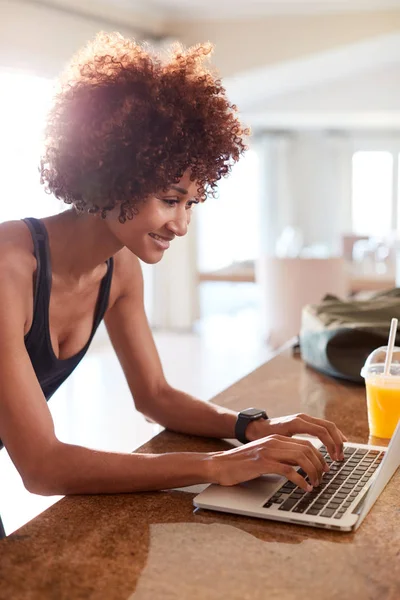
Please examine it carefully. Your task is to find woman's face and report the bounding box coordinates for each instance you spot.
[105,171,200,264]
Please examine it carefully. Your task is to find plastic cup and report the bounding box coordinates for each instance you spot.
[361,346,400,439]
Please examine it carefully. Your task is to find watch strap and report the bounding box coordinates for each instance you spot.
[235,409,268,444]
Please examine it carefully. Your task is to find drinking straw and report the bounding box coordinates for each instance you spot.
[384,317,398,376]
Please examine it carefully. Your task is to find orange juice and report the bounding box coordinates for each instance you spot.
[365,378,400,439]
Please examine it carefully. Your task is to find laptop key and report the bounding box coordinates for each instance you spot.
[306,508,321,516]
[279,498,299,511]
[290,492,304,499]
[319,494,331,502]
[293,505,308,513]
[321,508,336,518]
[344,447,356,455]
[334,476,347,484]
[272,497,285,505]
[281,483,296,491]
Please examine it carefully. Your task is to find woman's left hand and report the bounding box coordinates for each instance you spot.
[246,413,347,462]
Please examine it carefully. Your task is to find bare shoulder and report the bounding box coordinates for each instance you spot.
[108,247,144,308]
[0,220,36,316]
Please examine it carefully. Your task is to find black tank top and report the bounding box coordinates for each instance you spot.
[21,217,114,401]
[0,218,113,524]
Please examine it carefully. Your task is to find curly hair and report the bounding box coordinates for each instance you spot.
[40,32,249,222]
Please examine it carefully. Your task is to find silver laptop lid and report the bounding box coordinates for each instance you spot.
[354,420,400,530]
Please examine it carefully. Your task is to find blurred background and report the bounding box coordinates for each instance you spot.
[1,0,400,533]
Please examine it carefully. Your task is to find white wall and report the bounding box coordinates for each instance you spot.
[262,64,400,113]
[260,131,353,254]
[0,0,157,77]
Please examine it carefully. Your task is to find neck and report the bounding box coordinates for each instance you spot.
[42,208,123,281]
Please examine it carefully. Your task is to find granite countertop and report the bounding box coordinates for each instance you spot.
[1,348,399,599]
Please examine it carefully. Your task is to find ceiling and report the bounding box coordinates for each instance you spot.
[23,1,400,129]
[113,0,400,19]
[37,0,400,23]
[223,31,400,129]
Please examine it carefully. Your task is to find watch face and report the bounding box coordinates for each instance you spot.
[243,408,264,418]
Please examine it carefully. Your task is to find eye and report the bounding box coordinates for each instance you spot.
[162,198,179,207]
[186,200,200,210]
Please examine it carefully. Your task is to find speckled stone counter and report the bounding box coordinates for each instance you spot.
[1,348,399,599]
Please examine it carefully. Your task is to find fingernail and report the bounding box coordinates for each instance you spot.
[307,484,313,492]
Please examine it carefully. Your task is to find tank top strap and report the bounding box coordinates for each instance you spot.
[91,256,114,334]
[22,217,52,341]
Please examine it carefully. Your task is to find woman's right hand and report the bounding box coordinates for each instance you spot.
[209,434,330,491]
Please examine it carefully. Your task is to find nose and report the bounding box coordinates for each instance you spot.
[166,209,190,237]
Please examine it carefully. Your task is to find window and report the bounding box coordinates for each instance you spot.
[196,148,261,272]
[351,147,399,237]
[0,70,60,223]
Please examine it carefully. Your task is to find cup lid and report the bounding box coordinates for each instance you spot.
[360,345,400,378]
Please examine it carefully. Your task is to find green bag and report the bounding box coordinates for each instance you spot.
[299,288,400,384]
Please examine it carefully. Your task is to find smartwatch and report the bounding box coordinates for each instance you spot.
[235,408,268,444]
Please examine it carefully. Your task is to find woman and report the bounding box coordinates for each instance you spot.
[0,33,345,509]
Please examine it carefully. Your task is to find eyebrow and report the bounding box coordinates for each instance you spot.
[169,185,189,195]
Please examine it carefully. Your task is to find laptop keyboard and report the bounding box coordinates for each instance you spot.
[263,446,385,520]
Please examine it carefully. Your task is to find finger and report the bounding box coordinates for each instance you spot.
[289,452,321,487]
[268,462,313,492]
[297,417,345,461]
[311,418,345,460]
[271,447,322,487]
[286,437,329,474]
[258,434,328,476]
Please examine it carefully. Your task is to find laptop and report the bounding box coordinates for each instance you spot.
[193,420,400,532]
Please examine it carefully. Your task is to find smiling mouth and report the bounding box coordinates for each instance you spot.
[149,232,172,250]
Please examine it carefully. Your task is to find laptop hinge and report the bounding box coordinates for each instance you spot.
[352,488,370,515]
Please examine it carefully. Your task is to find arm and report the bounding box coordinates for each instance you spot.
[0,256,214,495]
[104,250,239,439]
[104,251,347,460]
[0,251,342,496]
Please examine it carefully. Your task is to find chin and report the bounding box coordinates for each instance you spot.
[134,250,165,264]
[141,255,164,265]
[126,238,167,264]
